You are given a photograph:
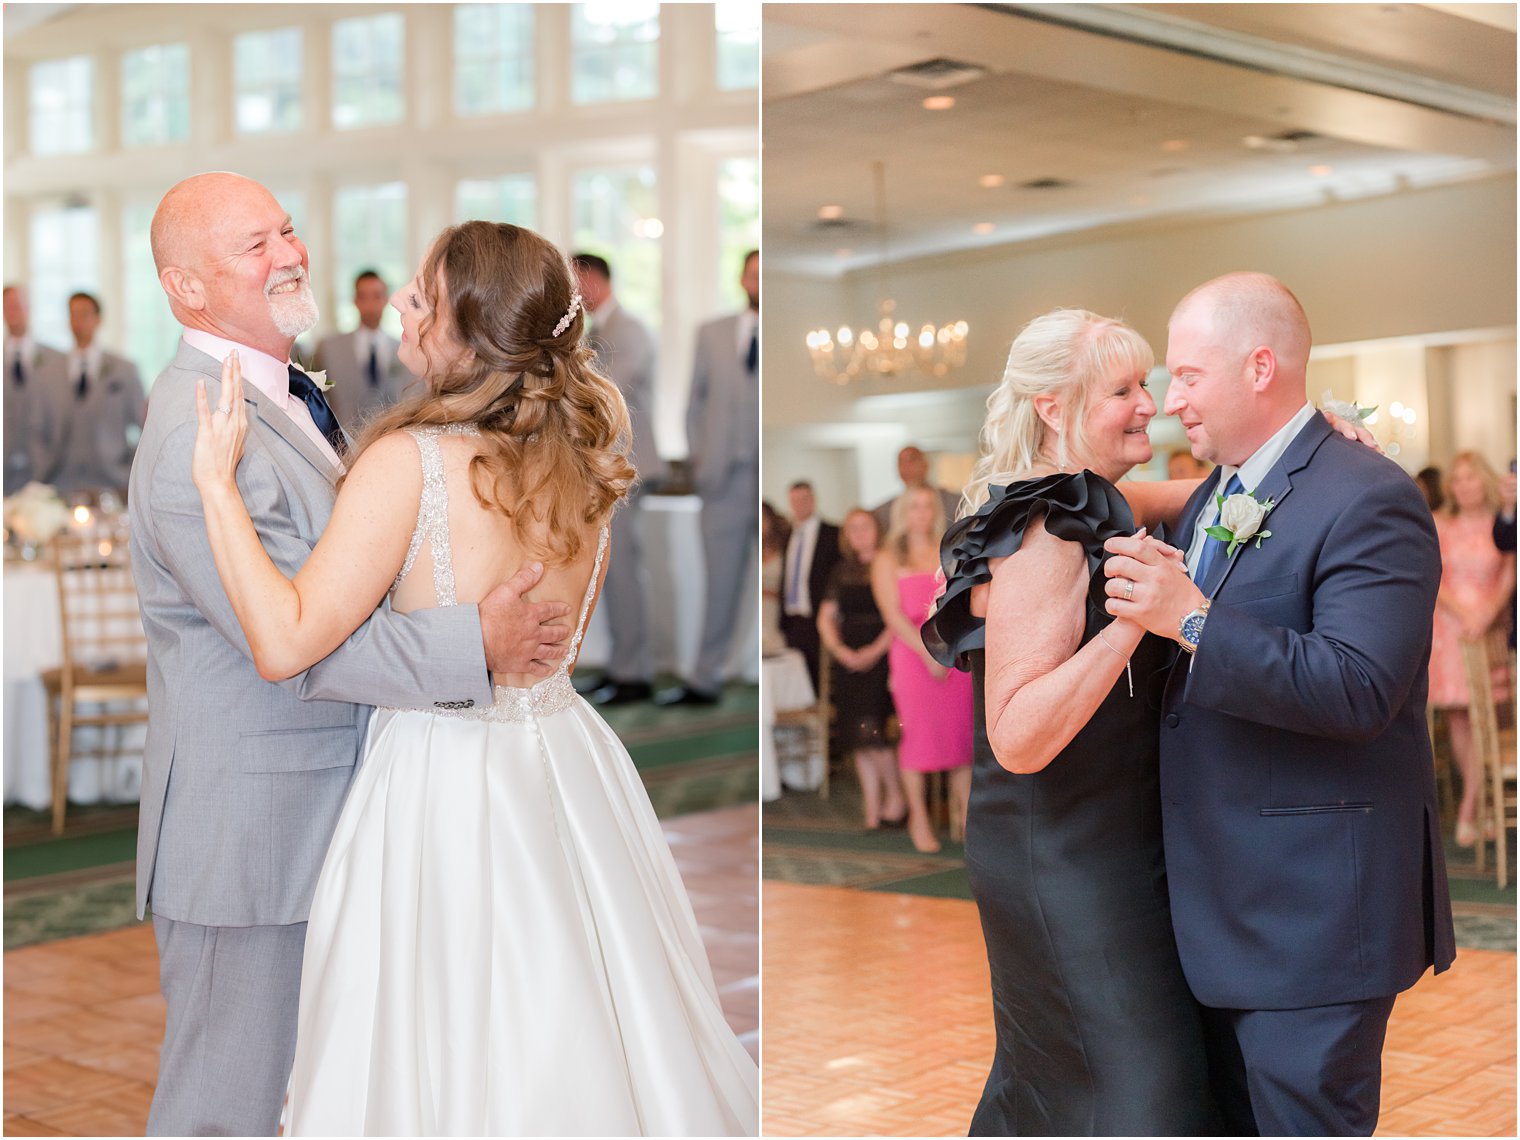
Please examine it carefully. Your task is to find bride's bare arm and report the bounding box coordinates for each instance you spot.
[982,515,1145,774]
[193,359,421,681]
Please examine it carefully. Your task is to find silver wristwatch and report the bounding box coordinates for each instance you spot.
[1178,600,1211,654]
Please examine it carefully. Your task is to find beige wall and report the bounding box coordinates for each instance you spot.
[764,174,1517,506]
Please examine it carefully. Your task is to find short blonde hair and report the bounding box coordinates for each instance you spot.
[962,309,1152,514]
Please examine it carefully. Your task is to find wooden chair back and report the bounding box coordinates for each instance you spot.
[1459,628,1517,887]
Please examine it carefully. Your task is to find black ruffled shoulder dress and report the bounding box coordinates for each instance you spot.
[921,472,1214,1137]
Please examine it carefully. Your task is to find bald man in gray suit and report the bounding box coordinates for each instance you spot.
[575,254,665,704]
[133,173,570,1136]
[659,250,759,705]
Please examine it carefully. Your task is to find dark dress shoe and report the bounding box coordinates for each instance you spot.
[588,680,653,706]
[653,685,720,707]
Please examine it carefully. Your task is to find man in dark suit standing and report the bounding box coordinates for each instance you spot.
[1104,272,1453,1136]
[39,291,147,495]
[781,479,839,689]
[573,253,664,705]
[2,284,68,494]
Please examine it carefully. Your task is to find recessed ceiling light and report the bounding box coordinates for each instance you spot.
[978,174,1005,189]
[1309,164,1333,176]
[1162,139,1189,152]
[818,204,844,220]
[922,95,955,111]
[972,222,995,234]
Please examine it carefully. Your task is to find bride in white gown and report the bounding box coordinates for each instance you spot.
[190,221,758,1136]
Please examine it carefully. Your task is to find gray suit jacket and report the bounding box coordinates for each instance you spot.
[128,339,493,927]
[686,312,757,496]
[587,303,664,485]
[313,329,412,434]
[3,340,67,494]
[39,349,146,493]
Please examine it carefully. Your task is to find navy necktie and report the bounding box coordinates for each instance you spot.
[1194,473,1245,591]
[288,365,346,455]
[75,366,89,400]
[366,344,380,388]
[11,355,22,388]
[746,329,758,375]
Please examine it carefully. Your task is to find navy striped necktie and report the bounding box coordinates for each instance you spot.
[288,365,346,455]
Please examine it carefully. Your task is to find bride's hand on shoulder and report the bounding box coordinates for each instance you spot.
[193,351,248,497]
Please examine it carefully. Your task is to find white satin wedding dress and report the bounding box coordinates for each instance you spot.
[285,427,758,1136]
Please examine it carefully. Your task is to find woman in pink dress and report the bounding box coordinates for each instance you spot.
[871,484,973,852]
[1428,450,1515,846]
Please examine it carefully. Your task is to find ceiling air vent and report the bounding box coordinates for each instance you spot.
[887,57,987,91]
[1019,177,1072,191]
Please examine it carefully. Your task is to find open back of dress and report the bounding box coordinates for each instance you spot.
[284,426,758,1136]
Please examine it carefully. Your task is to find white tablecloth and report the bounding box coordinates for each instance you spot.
[576,495,760,683]
[761,648,817,801]
[4,560,145,809]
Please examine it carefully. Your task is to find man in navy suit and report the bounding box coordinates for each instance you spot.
[1103,272,1454,1136]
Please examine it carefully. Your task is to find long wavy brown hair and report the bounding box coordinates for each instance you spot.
[350,221,635,564]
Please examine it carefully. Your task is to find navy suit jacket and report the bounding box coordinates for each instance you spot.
[1159,415,1455,1010]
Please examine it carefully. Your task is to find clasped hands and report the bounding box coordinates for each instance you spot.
[1101,529,1206,644]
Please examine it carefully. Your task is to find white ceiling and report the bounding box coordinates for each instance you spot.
[764,3,1517,277]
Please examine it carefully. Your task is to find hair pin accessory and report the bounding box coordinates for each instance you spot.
[552,291,582,337]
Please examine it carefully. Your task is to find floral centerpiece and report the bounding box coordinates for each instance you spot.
[4,482,70,552]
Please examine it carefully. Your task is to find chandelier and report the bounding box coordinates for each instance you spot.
[805,161,969,384]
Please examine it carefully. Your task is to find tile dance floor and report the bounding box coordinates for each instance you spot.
[3,803,758,1137]
[763,881,1517,1137]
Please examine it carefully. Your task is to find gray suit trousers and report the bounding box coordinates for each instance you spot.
[146,917,306,1136]
[602,491,654,682]
[693,461,759,693]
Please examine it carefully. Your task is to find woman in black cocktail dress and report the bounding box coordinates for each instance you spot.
[921,311,1213,1136]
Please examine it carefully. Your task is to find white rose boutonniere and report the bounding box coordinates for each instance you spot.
[1207,489,1274,558]
[307,369,333,393]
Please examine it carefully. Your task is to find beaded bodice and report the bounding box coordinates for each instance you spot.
[386,425,608,723]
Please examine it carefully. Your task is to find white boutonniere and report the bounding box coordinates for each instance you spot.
[306,369,333,393]
[1207,489,1274,557]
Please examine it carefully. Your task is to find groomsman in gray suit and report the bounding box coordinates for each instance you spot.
[130,172,570,1136]
[574,253,665,705]
[35,291,147,495]
[2,284,68,494]
[313,269,410,433]
[658,249,759,706]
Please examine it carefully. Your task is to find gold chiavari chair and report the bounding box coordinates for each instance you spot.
[1459,628,1517,887]
[41,527,149,835]
[774,646,830,798]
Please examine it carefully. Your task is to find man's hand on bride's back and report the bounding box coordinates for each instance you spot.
[480,563,573,676]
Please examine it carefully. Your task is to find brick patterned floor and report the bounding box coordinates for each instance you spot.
[3,804,758,1137]
[762,881,1516,1137]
